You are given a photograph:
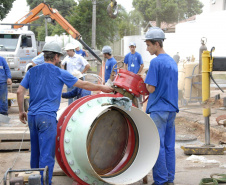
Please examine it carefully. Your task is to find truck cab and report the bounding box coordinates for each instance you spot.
[0,29,37,82]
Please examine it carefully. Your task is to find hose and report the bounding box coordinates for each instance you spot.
[210,72,224,93]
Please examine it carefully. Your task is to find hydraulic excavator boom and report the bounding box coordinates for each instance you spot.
[14,3,102,62]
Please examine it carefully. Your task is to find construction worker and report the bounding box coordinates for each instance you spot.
[61,43,90,105]
[102,46,117,84]
[124,42,144,75]
[62,70,91,100]
[75,43,89,57]
[0,56,12,115]
[144,27,179,185]
[17,41,113,185]
[31,52,44,66]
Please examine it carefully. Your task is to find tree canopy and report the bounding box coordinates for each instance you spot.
[68,0,119,49]
[26,0,77,17]
[0,0,16,20]
[132,0,204,27]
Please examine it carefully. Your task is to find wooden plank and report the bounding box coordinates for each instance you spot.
[8,93,29,100]
[0,141,30,150]
[0,130,30,141]
[0,127,29,131]
[53,169,66,176]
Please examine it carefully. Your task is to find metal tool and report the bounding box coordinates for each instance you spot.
[3,166,48,185]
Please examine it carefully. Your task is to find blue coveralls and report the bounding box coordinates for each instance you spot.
[124,52,143,74]
[32,52,45,65]
[105,57,117,83]
[62,87,91,99]
[75,49,86,57]
[0,56,11,115]
[145,54,179,185]
[20,63,78,185]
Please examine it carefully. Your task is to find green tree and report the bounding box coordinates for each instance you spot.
[26,0,77,17]
[132,0,203,27]
[0,0,16,20]
[68,0,119,49]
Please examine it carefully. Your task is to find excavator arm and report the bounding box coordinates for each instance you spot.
[14,3,102,62]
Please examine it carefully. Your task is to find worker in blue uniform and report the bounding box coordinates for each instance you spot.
[102,46,117,84]
[32,52,45,66]
[62,70,91,100]
[144,27,179,185]
[17,41,113,185]
[75,43,88,58]
[124,42,144,75]
[0,56,12,115]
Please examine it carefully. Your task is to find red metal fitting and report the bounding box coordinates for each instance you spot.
[113,69,149,97]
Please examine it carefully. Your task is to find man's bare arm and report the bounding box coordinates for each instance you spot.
[146,84,155,93]
[74,79,113,93]
[17,85,27,124]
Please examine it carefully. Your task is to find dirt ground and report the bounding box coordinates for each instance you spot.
[0,86,226,185]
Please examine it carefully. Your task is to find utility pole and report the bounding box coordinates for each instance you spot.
[91,0,97,49]
[44,0,48,36]
[156,0,161,27]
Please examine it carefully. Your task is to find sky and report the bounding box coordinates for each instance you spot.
[1,0,209,24]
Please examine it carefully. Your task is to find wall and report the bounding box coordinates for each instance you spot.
[122,10,226,69]
[210,0,225,12]
[175,11,226,60]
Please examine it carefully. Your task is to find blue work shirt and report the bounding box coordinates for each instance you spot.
[124,52,143,74]
[62,87,91,99]
[75,49,86,57]
[105,57,117,83]
[32,52,45,65]
[20,63,78,117]
[145,54,179,114]
[0,56,11,84]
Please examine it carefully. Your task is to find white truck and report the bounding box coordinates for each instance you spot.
[0,29,41,82]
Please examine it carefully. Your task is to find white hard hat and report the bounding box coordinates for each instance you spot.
[102,46,112,54]
[143,27,165,41]
[72,70,83,79]
[129,42,136,46]
[64,43,75,51]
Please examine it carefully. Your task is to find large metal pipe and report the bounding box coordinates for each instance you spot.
[56,93,160,185]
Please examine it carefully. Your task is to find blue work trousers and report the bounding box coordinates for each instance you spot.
[67,86,76,105]
[150,111,176,185]
[0,82,8,115]
[28,114,57,185]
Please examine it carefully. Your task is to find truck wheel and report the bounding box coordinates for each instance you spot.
[27,66,33,71]
[24,99,29,112]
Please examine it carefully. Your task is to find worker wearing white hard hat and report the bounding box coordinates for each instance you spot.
[143,27,178,185]
[61,43,91,105]
[124,42,144,75]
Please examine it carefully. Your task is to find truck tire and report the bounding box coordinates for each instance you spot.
[24,99,29,112]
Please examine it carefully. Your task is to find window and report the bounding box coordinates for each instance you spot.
[21,35,32,48]
[0,34,20,52]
